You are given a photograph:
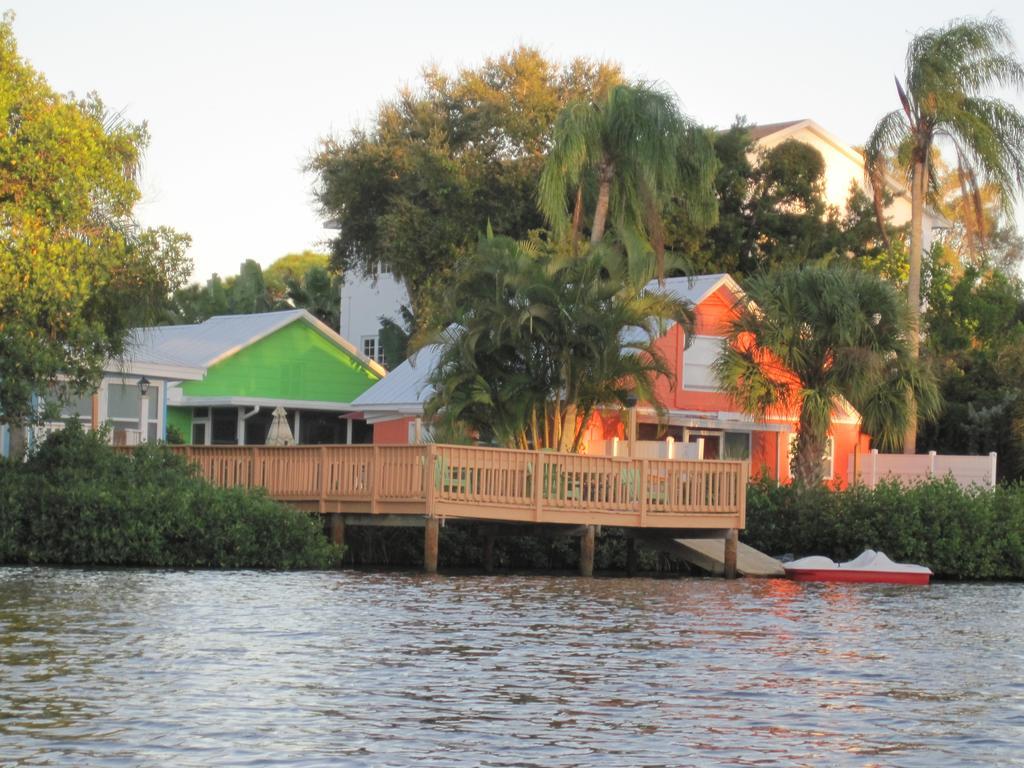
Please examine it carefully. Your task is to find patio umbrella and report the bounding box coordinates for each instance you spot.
[265,406,295,446]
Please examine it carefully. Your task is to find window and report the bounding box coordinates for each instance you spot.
[211,407,239,445]
[723,431,751,460]
[105,381,159,442]
[362,336,377,361]
[682,336,724,391]
[788,433,835,480]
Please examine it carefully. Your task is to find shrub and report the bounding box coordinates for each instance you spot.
[0,423,341,569]
[743,477,1024,579]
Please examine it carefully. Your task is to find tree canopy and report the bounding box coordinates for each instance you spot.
[866,15,1024,451]
[0,14,191,425]
[309,47,623,328]
[422,233,693,451]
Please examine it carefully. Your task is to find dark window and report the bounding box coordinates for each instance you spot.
[211,408,238,445]
[192,423,206,445]
[193,407,209,418]
[299,411,345,444]
[351,419,373,445]
[637,423,683,441]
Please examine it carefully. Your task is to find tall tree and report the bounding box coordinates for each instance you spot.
[309,47,622,329]
[423,233,693,452]
[865,16,1024,453]
[0,14,191,427]
[538,82,717,282]
[714,264,940,486]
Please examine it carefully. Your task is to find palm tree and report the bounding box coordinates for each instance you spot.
[538,82,717,283]
[422,233,693,451]
[714,264,940,486]
[865,16,1024,452]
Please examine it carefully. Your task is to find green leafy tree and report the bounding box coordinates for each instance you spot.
[309,47,622,329]
[422,233,693,452]
[264,250,328,299]
[539,81,718,282]
[866,15,1024,452]
[0,14,191,428]
[714,264,940,486]
[923,256,1024,480]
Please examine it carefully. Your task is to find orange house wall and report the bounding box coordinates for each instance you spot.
[373,417,413,445]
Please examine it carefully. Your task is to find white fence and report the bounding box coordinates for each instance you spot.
[850,449,998,489]
[606,437,702,460]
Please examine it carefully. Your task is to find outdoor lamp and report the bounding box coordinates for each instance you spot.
[624,392,638,408]
[138,377,150,396]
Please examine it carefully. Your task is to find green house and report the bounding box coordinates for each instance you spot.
[130,310,385,445]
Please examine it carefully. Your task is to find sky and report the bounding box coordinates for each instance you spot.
[9,0,1024,282]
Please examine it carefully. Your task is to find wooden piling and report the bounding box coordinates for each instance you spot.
[579,525,596,577]
[329,514,346,548]
[724,529,739,579]
[424,517,440,574]
[482,534,495,573]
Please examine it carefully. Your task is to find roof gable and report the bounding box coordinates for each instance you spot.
[127,310,385,377]
[180,318,381,403]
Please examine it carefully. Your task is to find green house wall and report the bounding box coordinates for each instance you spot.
[180,320,380,402]
[167,406,192,443]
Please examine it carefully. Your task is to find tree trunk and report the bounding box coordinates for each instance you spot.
[591,171,612,243]
[571,185,584,254]
[904,158,926,455]
[558,403,578,453]
[793,408,829,487]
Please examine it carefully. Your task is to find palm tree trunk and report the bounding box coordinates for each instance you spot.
[591,165,613,242]
[558,403,578,453]
[571,185,584,254]
[793,409,829,487]
[903,157,926,455]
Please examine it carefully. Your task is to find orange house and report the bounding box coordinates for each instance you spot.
[352,273,869,487]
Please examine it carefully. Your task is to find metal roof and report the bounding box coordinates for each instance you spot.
[122,309,386,377]
[351,344,442,413]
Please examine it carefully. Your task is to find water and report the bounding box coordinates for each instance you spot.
[1,569,1022,767]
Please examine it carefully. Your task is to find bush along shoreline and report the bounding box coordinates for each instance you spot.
[0,423,342,569]
[743,477,1024,580]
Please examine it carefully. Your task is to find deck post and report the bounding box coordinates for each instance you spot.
[482,534,495,573]
[626,535,637,576]
[424,516,440,574]
[532,451,543,522]
[579,525,596,577]
[724,529,738,579]
[329,514,346,548]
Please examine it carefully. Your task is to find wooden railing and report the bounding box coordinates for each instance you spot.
[136,444,747,528]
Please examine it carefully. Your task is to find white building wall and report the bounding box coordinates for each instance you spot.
[338,266,409,366]
[755,122,941,248]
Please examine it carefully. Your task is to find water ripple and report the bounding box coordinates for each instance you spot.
[1,568,1022,766]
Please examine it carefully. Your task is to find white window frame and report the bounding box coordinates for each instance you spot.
[682,335,724,391]
[101,377,162,443]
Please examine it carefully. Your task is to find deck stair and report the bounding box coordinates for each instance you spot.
[671,538,785,577]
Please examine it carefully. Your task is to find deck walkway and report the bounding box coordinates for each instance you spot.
[156,443,749,575]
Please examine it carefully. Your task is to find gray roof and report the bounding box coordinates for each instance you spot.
[654,273,741,307]
[123,309,385,375]
[352,344,442,412]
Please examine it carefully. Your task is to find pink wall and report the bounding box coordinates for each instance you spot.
[373,417,413,445]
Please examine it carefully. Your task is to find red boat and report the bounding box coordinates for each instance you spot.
[784,550,932,585]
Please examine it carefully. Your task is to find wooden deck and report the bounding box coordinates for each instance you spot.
[158,443,747,531]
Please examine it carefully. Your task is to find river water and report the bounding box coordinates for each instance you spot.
[0,568,1021,767]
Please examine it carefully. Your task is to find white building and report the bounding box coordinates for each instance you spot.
[748,119,944,245]
[338,264,409,368]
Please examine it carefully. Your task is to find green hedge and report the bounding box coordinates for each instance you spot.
[0,423,342,569]
[743,477,1024,579]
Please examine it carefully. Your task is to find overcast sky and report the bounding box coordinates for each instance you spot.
[9,1,1024,281]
